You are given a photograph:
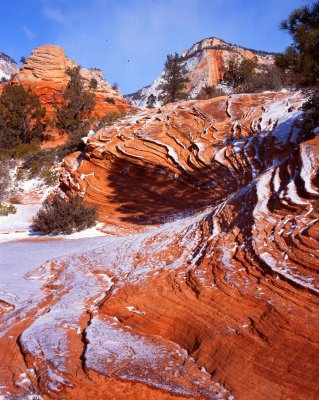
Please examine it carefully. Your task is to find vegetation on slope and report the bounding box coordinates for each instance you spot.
[32,193,97,235]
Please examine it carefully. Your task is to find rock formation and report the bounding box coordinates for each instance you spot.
[1,92,318,400]
[126,37,275,107]
[0,51,19,81]
[12,45,129,119]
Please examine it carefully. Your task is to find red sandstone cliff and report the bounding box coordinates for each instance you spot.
[3,45,129,148]
[0,92,318,400]
[127,37,275,107]
[11,45,129,120]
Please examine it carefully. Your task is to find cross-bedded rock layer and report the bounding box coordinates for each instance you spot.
[13,45,128,119]
[3,45,129,148]
[1,92,318,400]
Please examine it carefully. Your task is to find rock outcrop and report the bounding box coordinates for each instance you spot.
[12,45,129,119]
[0,51,19,81]
[126,37,275,107]
[1,92,319,400]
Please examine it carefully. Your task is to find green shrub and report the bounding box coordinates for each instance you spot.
[20,148,58,185]
[0,84,46,149]
[32,193,97,235]
[90,78,98,89]
[236,66,286,93]
[197,85,226,100]
[300,91,319,140]
[0,162,12,200]
[223,57,257,88]
[40,167,59,186]
[146,94,157,108]
[0,202,17,216]
[12,143,41,159]
[97,111,127,129]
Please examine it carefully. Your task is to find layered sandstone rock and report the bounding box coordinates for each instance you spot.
[12,45,129,119]
[1,92,319,400]
[127,37,275,107]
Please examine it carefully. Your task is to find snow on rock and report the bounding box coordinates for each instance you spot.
[126,36,275,108]
[1,91,319,400]
[85,315,231,398]
[300,142,319,195]
[0,52,19,80]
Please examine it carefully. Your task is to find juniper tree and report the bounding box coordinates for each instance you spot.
[57,66,95,149]
[223,57,257,88]
[0,84,46,148]
[275,1,319,86]
[196,84,226,100]
[158,53,189,104]
[146,94,156,108]
[32,193,97,235]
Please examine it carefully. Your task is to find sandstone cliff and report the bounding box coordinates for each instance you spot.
[1,92,318,400]
[12,45,129,119]
[126,37,275,107]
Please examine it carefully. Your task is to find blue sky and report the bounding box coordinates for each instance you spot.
[0,0,310,94]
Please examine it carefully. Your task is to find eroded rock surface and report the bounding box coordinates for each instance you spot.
[13,45,128,118]
[0,51,19,81]
[1,92,319,400]
[127,37,274,107]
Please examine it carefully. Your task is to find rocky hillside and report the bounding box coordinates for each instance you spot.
[12,45,129,119]
[0,51,19,81]
[126,37,275,107]
[1,91,318,400]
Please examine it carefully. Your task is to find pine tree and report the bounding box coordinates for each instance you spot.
[146,94,156,108]
[223,57,257,88]
[275,1,319,86]
[0,84,46,148]
[158,53,189,104]
[56,66,95,149]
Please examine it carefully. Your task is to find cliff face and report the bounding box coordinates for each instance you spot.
[0,51,19,81]
[126,37,275,107]
[1,92,318,400]
[12,45,129,119]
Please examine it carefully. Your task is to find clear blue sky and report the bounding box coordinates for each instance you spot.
[0,0,310,94]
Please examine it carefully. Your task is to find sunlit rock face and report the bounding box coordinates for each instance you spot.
[0,51,19,81]
[1,92,319,400]
[126,37,275,107]
[12,44,129,119]
[6,44,129,148]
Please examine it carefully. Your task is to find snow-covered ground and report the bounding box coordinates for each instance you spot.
[0,169,107,243]
[0,197,107,243]
[0,236,110,307]
[0,204,41,234]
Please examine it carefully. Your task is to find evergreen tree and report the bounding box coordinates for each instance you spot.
[0,84,46,149]
[146,94,156,108]
[158,53,189,104]
[223,57,257,88]
[275,1,319,86]
[57,66,95,149]
[300,92,319,140]
[32,192,97,235]
[196,84,225,100]
[89,78,98,90]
